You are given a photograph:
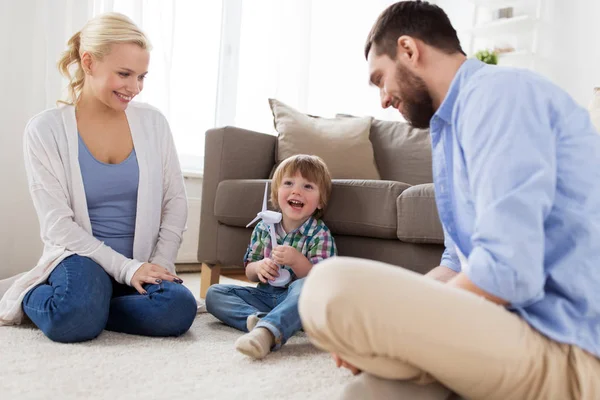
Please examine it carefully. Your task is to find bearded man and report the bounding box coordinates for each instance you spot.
[298,1,600,399]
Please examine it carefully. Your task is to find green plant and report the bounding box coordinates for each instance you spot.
[474,49,498,65]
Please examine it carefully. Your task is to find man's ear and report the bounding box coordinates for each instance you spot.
[397,35,420,66]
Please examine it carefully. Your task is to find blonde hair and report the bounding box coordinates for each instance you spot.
[57,12,151,105]
[271,155,332,219]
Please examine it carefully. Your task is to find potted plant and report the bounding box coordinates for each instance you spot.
[474,49,498,65]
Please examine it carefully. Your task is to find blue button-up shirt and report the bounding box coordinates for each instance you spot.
[432,59,600,358]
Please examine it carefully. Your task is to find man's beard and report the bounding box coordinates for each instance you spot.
[395,62,435,129]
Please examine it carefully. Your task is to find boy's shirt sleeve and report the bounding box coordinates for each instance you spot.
[306,225,337,265]
[243,222,269,266]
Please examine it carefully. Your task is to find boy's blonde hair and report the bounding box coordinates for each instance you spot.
[57,12,151,105]
[271,155,332,219]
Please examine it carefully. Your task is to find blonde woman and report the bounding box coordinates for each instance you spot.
[0,13,197,342]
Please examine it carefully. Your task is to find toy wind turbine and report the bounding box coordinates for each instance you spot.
[246,182,292,287]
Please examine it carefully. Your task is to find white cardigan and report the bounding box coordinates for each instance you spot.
[0,102,188,325]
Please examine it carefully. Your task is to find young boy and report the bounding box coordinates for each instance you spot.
[205,154,337,359]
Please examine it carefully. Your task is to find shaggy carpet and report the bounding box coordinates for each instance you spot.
[0,274,350,400]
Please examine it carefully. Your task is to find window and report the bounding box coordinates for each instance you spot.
[92,0,223,173]
[92,0,400,172]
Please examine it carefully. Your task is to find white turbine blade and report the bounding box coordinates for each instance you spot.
[262,182,269,211]
[267,223,278,249]
[246,215,261,228]
[261,210,282,224]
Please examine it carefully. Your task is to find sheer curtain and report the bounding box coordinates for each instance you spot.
[6,0,403,176]
[233,0,402,135]
[1,0,91,277]
[91,0,223,172]
[92,0,401,169]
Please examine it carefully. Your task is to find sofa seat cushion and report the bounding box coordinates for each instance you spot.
[396,184,444,244]
[214,179,410,239]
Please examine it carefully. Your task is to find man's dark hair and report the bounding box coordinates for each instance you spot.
[365,0,465,60]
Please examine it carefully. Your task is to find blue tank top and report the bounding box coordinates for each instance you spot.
[78,134,139,258]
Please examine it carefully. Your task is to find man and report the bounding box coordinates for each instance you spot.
[298,1,600,399]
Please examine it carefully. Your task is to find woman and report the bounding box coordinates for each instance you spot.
[0,13,197,342]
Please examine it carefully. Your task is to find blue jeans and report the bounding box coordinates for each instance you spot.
[205,278,305,350]
[22,255,197,343]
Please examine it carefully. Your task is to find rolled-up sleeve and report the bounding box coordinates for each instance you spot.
[440,228,461,272]
[243,223,268,266]
[455,73,556,307]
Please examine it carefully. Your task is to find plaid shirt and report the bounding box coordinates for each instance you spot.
[243,217,337,280]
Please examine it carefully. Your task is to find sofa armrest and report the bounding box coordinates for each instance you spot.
[198,126,277,264]
[396,183,444,244]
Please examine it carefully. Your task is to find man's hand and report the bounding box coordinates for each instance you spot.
[425,265,458,283]
[447,272,509,306]
[256,258,280,283]
[131,263,183,294]
[271,245,301,267]
[332,353,362,375]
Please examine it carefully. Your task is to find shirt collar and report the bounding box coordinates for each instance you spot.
[277,216,319,237]
[434,58,486,124]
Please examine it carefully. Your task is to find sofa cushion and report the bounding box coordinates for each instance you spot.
[214,180,273,229]
[270,98,380,180]
[214,179,410,239]
[396,184,444,244]
[324,180,410,238]
[337,114,433,185]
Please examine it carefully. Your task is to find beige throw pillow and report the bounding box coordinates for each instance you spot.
[337,114,433,185]
[269,98,380,180]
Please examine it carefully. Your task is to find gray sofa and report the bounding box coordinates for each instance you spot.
[197,119,445,297]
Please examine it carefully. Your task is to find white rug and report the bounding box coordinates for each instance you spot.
[0,274,350,400]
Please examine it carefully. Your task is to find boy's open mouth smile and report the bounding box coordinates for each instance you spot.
[288,199,304,209]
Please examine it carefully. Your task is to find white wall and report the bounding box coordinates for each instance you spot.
[542,0,600,107]
[0,1,90,279]
[436,0,600,107]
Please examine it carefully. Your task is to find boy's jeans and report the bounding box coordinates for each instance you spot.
[22,255,198,343]
[205,278,305,350]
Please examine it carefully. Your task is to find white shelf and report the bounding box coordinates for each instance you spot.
[498,49,532,59]
[464,15,536,37]
[497,50,535,67]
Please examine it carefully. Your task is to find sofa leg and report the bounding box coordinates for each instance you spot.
[200,263,221,298]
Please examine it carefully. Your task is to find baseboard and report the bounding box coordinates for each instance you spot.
[176,263,203,273]
[221,266,245,276]
[176,263,245,275]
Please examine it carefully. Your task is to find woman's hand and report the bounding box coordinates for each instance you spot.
[256,258,280,283]
[332,353,362,375]
[131,263,183,294]
[271,245,301,267]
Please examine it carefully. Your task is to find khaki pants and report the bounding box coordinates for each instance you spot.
[340,374,459,400]
[299,257,600,400]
